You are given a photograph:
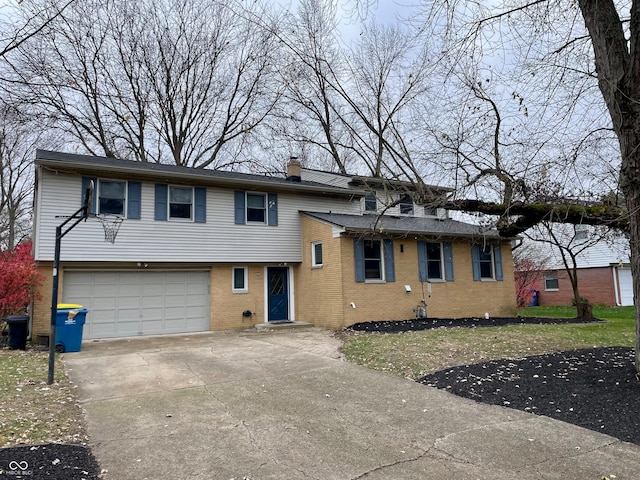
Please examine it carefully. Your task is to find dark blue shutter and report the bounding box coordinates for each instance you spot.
[444,242,454,281]
[267,193,278,226]
[471,244,481,281]
[194,187,206,223]
[383,239,395,282]
[493,244,503,281]
[127,181,141,219]
[354,238,365,282]
[417,241,428,282]
[234,191,245,224]
[155,184,168,221]
[81,176,97,215]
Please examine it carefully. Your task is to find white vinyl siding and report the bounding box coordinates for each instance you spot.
[34,169,360,263]
[62,270,210,339]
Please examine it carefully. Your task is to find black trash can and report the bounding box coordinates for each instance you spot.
[4,315,30,350]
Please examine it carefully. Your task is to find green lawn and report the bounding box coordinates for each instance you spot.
[341,306,636,380]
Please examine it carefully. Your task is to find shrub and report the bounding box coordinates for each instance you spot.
[0,241,42,319]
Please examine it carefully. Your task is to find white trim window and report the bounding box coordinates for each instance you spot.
[232,266,248,293]
[169,186,194,221]
[354,238,395,283]
[246,193,267,223]
[312,241,323,267]
[98,179,127,216]
[544,272,559,290]
[364,193,377,212]
[471,243,504,281]
[398,194,414,215]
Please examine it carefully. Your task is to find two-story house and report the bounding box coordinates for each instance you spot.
[30,150,517,342]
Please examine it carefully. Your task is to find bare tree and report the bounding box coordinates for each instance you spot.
[328,0,640,366]
[0,0,75,59]
[526,223,620,318]
[513,242,550,308]
[335,21,433,179]
[0,104,55,249]
[8,0,282,168]
[345,0,640,371]
[275,0,351,173]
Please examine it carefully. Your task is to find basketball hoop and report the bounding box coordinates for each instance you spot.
[96,214,123,243]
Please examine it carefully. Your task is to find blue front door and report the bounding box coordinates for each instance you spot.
[268,267,289,322]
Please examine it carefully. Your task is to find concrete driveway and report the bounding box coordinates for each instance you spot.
[64,329,640,480]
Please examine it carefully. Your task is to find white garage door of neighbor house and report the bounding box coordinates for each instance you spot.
[63,270,210,339]
[618,268,634,307]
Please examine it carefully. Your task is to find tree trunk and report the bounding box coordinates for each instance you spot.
[624,182,640,373]
[579,0,640,373]
[575,297,593,319]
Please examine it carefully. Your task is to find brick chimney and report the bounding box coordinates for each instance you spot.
[286,157,302,182]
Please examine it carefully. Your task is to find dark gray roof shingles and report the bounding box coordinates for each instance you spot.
[35,150,361,196]
[302,211,504,239]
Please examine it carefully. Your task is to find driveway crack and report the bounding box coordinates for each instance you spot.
[349,448,431,479]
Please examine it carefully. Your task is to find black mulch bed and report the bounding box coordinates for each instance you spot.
[347,316,603,333]
[349,317,640,445]
[0,444,101,479]
[419,346,640,445]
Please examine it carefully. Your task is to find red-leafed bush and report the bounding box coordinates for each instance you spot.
[514,259,543,307]
[0,241,42,319]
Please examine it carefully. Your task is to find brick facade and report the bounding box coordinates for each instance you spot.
[533,267,617,306]
[209,265,267,330]
[296,217,518,329]
[31,263,58,340]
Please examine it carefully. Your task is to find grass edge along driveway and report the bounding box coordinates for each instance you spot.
[340,306,636,380]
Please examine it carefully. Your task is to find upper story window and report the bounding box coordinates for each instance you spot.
[364,193,377,212]
[84,176,141,219]
[234,190,278,226]
[154,183,206,223]
[98,180,126,216]
[169,186,193,220]
[424,206,437,217]
[574,224,588,241]
[399,195,413,215]
[247,193,266,223]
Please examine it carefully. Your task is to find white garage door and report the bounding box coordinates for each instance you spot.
[63,270,210,339]
[618,268,634,306]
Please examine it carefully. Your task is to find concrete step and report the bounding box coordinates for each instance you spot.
[254,321,314,331]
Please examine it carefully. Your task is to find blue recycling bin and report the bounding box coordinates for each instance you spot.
[55,304,88,353]
[529,290,539,307]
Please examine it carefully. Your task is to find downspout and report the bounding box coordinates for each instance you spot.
[28,166,43,342]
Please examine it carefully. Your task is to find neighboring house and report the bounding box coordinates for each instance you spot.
[519,236,632,307]
[30,150,518,341]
